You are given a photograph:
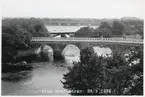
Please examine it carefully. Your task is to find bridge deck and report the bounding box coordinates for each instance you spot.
[31,37,143,45]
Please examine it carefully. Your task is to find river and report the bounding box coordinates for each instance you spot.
[2,45,112,95]
[45,25,98,32]
[2,61,70,95]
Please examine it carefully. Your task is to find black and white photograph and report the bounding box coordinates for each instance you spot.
[1,0,144,96]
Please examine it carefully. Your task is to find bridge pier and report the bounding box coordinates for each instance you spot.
[40,45,53,61]
[52,43,65,61]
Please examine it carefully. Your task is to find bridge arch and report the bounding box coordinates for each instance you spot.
[62,44,80,65]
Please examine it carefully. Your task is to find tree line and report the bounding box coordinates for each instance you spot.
[74,19,143,38]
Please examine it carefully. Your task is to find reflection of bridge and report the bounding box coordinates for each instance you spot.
[31,37,143,45]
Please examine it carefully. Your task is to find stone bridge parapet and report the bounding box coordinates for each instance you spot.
[31,37,143,45]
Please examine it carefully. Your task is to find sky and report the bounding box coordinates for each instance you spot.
[2,0,145,19]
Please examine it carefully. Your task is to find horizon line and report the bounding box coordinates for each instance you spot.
[2,16,144,20]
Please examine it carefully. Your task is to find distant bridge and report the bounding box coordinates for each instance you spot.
[31,37,143,45]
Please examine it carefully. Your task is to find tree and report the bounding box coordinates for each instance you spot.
[74,26,94,37]
[123,27,132,35]
[61,47,104,95]
[2,18,50,63]
[121,19,143,38]
[61,46,143,95]
[97,21,113,37]
[112,21,124,35]
[124,46,143,95]
[99,28,112,37]
[2,24,31,62]
[99,22,112,29]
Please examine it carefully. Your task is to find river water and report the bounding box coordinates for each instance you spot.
[2,44,112,95]
[45,25,98,32]
[2,61,70,95]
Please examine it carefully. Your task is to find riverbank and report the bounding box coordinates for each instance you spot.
[2,61,33,73]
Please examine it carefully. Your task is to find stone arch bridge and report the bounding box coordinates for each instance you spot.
[29,37,143,60]
[31,37,143,48]
[14,37,143,61]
